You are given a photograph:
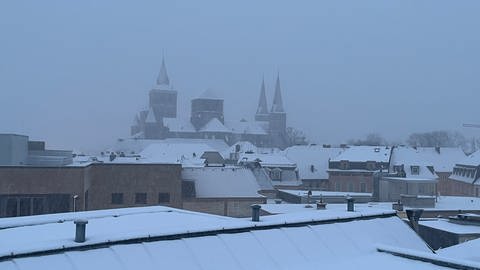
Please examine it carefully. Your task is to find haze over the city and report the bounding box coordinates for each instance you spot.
[1,0,479,152]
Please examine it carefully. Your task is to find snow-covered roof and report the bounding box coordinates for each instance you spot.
[163,117,196,132]
[279,189,372,198]
[0,204,453,270]
[182,167,263,198]
[111,138,229,155]
[419,219,480,235]
[238,152,296,168]
[224,120,268,135]
[221,141,258,159]
[437,236,480,262]
[331,146,392,163]
[284,145,344,180]
[140,142,214,165]
[199,118,230,133]
[390,146,466,173]
[456,149,480,167]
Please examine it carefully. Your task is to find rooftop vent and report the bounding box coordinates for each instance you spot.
[251,204,261,222]
[74,219,88,243]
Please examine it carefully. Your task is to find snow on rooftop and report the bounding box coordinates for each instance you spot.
[279,189,372,198]
[390,146,466,173]
[284,145,344,180]
[199,118,230,133]
[457,149,480,167]
[437,237,480,262]
[419,219,480,235]
[238,152,296,167]
[331,145,391,163]
[0,204,449,270]
[163,117,196,132]
[140,142,214,165]
[224,120,268,135]
[110,138,229,155]
[182,167,263,198]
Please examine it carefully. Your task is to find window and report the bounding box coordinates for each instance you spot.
[340,160,349,170]
[335,182,341,191]
[19,198,31,216]
[411,166,420,175]
[393,165,403,173]
[158,193,170,204]
[182,181,196,198]
[360,182,366,193]
[270,168,282,181]
[6,198,18,217]
[135,193,147,204]
[348,182,354,192]
[32,198,45,215]
[111,193,124,204]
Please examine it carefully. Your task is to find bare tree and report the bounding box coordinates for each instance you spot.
[406,130,466,148]
[286,127,308,145]
[348,133,387,146]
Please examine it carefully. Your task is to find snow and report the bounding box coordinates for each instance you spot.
[284,145,344,180]
[0,203,450,270]
[182,167,264,198]
[110,138,229,155]
[438,237,480,262]
[279,189,372,198]
[456,149,480,167]
[140,142,213,165]
[419,219,480,234]
[163,117,196,132]
[199,118,230,133]
[331,145,391,163]
[224,120,268,135]
[238,152,296,168]
[390,146,466,173]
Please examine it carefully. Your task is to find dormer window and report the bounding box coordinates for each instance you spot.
[340,160,349,170]
[411,166,420,175]
[393,165,404,173]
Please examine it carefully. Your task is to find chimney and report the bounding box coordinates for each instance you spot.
[435,146,440,154]
[74,219,88,243]
[346,197,355,212]
[251,204,261,222]
[406,209,423,233]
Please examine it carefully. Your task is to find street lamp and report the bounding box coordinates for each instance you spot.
[72,195,79,212]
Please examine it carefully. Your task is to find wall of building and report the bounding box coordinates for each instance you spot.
[439,174,475,197]
[183,197,266,218]
[87,164,183,211]
[328,172,373,193]
[0,166,86,217]
[0,134,28,165]
[379,179,436,202]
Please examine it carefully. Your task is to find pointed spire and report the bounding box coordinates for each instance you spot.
[271,73,284,112]
[156,57,170,86]
[256,77,268,115]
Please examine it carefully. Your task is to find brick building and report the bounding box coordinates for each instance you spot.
[0,163,182,217]
[328,146,392,193]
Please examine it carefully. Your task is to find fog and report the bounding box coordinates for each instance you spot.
[1,1,479,152]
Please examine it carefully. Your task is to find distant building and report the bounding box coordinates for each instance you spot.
[0,133,72,166]
[328,146,392,193]
[130,59,293,149]
[449,150,480,197]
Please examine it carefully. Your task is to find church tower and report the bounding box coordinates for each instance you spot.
[268,73,288,148]
[255,77,269,122]
[148,58,177,121]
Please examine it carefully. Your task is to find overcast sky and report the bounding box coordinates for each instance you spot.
[1,1,479,152]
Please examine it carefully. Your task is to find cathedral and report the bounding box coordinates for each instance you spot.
[130,59,291,149]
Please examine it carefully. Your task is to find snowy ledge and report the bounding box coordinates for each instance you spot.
[377,244,480,270]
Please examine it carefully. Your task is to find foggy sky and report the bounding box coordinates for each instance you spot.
[1,1,479,152]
